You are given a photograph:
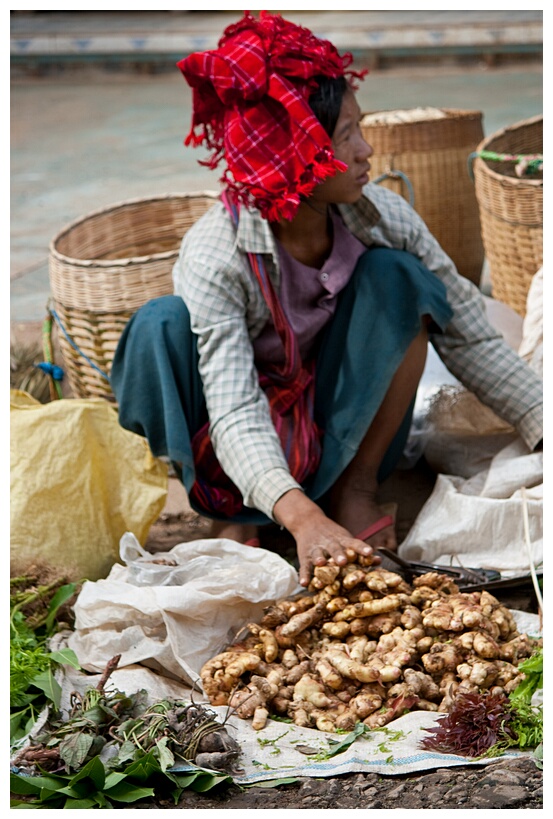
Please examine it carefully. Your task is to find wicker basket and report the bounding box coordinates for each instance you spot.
[49,191,220,402]
[472,115,543,316]
[361,107,485,284]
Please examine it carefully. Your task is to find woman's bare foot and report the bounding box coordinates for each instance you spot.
[209,521,259,545]
[328,470,397,552]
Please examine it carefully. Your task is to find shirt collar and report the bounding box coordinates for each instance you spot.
[236,205,277,255]
[235,187,382,255]
[337,189,381,240]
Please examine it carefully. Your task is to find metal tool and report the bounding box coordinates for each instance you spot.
[376,547,502,589]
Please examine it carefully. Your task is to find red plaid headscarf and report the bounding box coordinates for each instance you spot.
[177,11,366,221]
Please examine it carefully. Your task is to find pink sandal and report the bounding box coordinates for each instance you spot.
[355,515,394,543]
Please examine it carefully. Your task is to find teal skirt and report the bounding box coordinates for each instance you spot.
[111,247,453,524]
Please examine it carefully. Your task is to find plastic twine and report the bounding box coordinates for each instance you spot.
[467,150,543,181]
[41,312,64,400]
[373,170,415,208]
[48,304,110,382]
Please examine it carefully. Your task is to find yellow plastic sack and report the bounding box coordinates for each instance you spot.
[10,390,168,581]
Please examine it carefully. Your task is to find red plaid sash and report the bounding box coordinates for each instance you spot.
[189,193,322,517]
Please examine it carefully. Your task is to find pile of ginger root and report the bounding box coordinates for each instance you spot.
[200,550,541,733]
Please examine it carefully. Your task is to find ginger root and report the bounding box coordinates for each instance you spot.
[333,595,401,622]
[200,558,541,733]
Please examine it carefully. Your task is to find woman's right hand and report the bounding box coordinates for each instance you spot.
[272,488,379,586]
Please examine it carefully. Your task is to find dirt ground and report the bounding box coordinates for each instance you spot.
[10,323,543,810]
[142,757,543,810]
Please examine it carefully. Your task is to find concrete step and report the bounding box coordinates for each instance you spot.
[11,10,543,66]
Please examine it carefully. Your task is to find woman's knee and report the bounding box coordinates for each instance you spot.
[139,294,190,326]
[355,247,429,285]
[124,295,192,346]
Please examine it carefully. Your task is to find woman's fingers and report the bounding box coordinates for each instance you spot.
[349,536,382,563]
[296,529,379,585]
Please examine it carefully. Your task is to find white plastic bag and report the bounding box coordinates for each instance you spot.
[404,294,528,478]
[67,534,302,688]
[399,439,543,576]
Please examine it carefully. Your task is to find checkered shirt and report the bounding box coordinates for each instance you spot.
[173,183,543,520]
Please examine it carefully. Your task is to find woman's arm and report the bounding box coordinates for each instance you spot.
[360,186,543,450]
[174,205,381,580]
[273,488,378,586]
[174,206,302,518]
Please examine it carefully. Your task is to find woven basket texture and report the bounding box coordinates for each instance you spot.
[361,108,485,285]
[49,192,219,401]
[473,114,543,317]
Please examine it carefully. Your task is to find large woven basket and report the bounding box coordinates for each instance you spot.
[49,191,220,402]
[472,114,543,316]
[361,107,485,284]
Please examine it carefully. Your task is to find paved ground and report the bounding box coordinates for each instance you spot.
[10,10,543,64]
[10,10,543,325]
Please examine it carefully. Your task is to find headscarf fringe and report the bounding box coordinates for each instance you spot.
[177,11,366,220]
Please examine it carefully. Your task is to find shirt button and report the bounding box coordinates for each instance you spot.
[321,272,329,282]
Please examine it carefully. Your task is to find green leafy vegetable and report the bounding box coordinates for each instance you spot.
[10,577,79,744]
[312,721,367,760]
[509,649,543,704]
[420,651,544,760]
[10,752,233,808]
[257,730,290,755]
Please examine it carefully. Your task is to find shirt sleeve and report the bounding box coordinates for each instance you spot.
[173,205,301,518]
[365,186,543,450]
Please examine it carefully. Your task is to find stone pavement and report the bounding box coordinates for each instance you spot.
[10,10,543,65]
[10,11,543,325]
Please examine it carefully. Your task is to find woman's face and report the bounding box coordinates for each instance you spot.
[310,87,373,207]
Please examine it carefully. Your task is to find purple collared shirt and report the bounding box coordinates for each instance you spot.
[253,209,367,366]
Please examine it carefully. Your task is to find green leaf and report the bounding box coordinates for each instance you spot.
[60,797,100,808]
[166,771,203,789]
[10,797,45,807]
[103,780,155,803]
[108,739,138,767]
[104,771,128,789]
[59,731,95,770]
[10,709,26,740]
[155,737,175,773]
[46,647,80,670]
[44,583,77,633]
[70,755,107,790]
[190,773,233,792]
[51,783,85,799]
[510,650,543,704]
[80,703,113,726]
[113,717,143,737]
[10,772,65,795]
[123,751,162,782]
[29,668,61,709]
[315,721,367,760]
[91,792,113,808]
[38,787,68,804]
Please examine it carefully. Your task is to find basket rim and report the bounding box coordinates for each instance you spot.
[473,157,543,188]
[361,106,483,123]
[476,113,543,152]
[473,114,543,187]
[49,189,221,266]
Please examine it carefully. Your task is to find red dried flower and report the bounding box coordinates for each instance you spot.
[420,691,517,758]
